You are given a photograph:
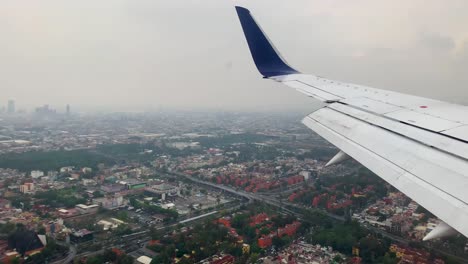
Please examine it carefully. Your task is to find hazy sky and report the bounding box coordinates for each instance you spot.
[1,0,468,112]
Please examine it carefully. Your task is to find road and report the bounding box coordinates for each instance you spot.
[65,203,240,262]
[172,172,468,264]
[51,242,76,264]
[55,172,468,264]
[171,172,343,220]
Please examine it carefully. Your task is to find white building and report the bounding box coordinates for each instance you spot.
[145,183,180,201]
[170,142,201,150]
[97,218,125,231]
[299,171,312,181]
[161,203,175,210]
[82,179,97,186]
[93,196,127,210]
[75,204,99,214]
[31,170,44,178]
[60,166,74,173]
[81,167,93,174]
[136,256,152,264]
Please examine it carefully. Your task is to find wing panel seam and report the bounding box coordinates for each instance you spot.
[294,80,345,99]
[331,103,468,161]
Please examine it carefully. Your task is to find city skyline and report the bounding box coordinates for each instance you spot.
[0,99,314,114]
[1,100,76,115]
[1,1,468,112]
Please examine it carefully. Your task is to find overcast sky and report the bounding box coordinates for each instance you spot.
[1,0,468,113]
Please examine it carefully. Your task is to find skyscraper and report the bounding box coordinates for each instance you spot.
[66,104,70,115]
[7,100,15,114]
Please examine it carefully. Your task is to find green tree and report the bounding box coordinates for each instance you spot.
[117,255,134,264]
[102,249,117,262]
[93,191,104,198]
[231,214,248,229]
[241,226,256,242]
[37,226,46,235]
[333,255,344,263]
[113,224,132,236]
[250,242,262,254]
[382,252,398,264]
[260,227,270,236]
[0,222,16,235]
[358,236,387,263]
[272,236,285,248]
[116,211,129,222]
[152,253,171,264]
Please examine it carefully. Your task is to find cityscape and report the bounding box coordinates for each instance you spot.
[2,1,468,263]
[0,102,466,264]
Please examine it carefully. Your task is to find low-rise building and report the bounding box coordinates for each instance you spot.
[70,229,93,243]
[97,218,125,231]
[200,254,235,264]
[136,255,152,264]
[119,179,146,190]
[75,204,99,214]
[93,195,126,210]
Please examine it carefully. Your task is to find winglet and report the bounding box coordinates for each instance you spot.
[235,6,299,78]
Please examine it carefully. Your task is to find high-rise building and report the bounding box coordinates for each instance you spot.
[20,183,34,193]
[66,104,70,115]
[35,104,56,115]
[7,100,15,113]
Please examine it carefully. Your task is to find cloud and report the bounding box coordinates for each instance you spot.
[0,0,467,112]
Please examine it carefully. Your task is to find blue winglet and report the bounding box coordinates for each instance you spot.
[235,6,299,78]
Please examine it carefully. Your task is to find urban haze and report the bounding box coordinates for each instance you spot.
[1,0,468,112]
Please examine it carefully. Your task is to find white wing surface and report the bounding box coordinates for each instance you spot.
[235,6,468,239]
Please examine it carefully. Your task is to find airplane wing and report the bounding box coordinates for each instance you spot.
[235,6,468,240]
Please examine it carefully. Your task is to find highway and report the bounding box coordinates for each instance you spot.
[54,172,468,264]
[172,172,468,264]
[51,242,76,264]
[56,202,239,263]
[172,172,344,221]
